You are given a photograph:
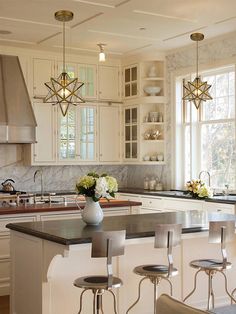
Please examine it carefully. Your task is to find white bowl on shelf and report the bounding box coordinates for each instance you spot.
[144,86,161,96]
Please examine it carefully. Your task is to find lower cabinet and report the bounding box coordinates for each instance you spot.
[203,202,235,214]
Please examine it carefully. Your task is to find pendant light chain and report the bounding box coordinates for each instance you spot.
[196,40,199,78]
[63,20,66,73]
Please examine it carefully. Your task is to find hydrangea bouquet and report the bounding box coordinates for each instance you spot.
[76,172,118,202]
[186,179,213,198]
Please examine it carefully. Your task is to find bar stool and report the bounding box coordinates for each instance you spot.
[183,220,236,310]
[126,223,182,314]
[74,230,126,313]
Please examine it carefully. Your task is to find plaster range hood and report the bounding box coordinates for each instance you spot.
[0,54,37,143]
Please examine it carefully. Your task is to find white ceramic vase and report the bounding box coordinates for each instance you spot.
[82,197,103,225]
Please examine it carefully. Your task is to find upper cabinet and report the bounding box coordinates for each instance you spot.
[99,105,121,162]
[122,58,166,164]
[33,58,55,98]
[98,65,121,101]
[124,64,138,99]
[78,64,97,99]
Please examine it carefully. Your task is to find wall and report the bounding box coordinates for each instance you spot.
[0,145,128,192]
[159,31,236,190]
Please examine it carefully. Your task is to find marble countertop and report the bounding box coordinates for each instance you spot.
[119,188,236,204]
[6,210,236,245]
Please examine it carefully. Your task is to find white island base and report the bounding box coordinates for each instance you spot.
[9,230,236,314]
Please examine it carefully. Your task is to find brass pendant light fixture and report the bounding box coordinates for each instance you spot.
[182,33,212,110]
[44,10,85,116]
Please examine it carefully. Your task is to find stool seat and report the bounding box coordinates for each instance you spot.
[190,259,232,271]
[74,275,123,290]
[134,264,178,277]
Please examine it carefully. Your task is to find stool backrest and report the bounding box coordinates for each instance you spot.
[154,224,182,249]
[91,230,126,258]
[155,224,182,276]
[209,220,235,244]
[209,220,235,269]
[91,230,126,289]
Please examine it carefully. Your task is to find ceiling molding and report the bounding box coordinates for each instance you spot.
[53,44,123,55]
[133,10,198,23]
[215,15,236,24]
[163,26,208,42]
[88,29,161,41]
[0,38,35,45]
[71,12,104,28]
[37,32,61,45]
[72,0,115,8]
[0,16,63,28]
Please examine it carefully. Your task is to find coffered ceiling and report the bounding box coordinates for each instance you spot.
[0,0,236,57]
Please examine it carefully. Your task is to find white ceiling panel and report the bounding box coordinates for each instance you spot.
[0,0,236,55]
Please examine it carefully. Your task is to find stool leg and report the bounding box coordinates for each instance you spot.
[78,288,89,314]
[93,290,99,314]
[183,269,202,302]
[126,277,149,313]
[154,278,159,314]
[232,287,236,301]
[219,270,236,304]
[101,295,104,314]
[108,290,118,314]
[207,270,214,310]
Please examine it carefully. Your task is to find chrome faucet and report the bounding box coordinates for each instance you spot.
[198,170,211,187]
[33,169,44,200]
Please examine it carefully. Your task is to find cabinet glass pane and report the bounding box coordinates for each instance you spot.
[125,126,131,141]
[125,84,130,97]
[80,107,95,160]
[125,68,130,83]
[78,67,86,97]
[59,107,76,159]
[131,83,137,96]
[125,109,131,124]
[132,143,137,158]
[132,125,137,141]
[132,108,137,123]
[131,67,137,81]
[125,143,131,158]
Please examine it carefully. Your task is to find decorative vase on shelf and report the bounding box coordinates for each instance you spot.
[81,197,103,225]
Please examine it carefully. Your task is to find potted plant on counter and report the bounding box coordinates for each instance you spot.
[76,172,118,225]
[186,179,213,198]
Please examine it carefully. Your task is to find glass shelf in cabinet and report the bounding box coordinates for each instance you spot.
[142,77,164,81]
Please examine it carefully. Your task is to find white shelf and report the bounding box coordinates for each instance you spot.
[123,161,166,165]
[143,139,165,142]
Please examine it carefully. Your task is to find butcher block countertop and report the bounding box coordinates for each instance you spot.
[0,199,142,216]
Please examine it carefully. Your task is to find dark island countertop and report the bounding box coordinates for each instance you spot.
[6,210,236,246]
[119,188,236,204]
[0,200,142,216]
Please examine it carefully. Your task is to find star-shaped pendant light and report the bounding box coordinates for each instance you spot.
[183,33,212,110]
[44,10,85,116]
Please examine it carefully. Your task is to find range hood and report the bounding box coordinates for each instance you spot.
[0,54,36,143]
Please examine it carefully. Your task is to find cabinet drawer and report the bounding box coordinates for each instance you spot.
[204,202,235,214]
[163,198,203,211]
[118,193,140,202]
[0,216,37,232]
[0,258,10,281]
[141,197,163,209]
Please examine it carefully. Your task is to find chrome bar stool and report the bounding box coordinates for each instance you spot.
[183,220,236,310]
[74,230,126,314]
[126,223,182,314]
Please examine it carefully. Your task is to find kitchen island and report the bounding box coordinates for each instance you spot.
[7,211,236,314]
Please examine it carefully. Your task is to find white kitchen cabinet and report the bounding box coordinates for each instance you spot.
[78,64,97,99]
[33,58,54,98]
[123,64,138,99]
[98,65,120,100]
[140,196,163,210]
[33,103,57,164]
[203,202,235,214]
[163,197,203,211]
[58,105,97,162]
[99,105,121,162]
[124,105,139,161]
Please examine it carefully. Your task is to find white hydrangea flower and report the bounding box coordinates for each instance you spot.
[106,176,118,193]
[95,177,109,198]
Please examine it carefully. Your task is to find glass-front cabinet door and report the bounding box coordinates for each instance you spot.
[58,105,96,162]
[124,64,138,98]
[78,64,97,99]
[124,106,139,160]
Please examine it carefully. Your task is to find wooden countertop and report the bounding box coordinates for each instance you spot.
[0,199,142,216]
[7,211,236,245]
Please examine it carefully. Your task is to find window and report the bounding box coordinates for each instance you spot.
[175,65,236,190]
